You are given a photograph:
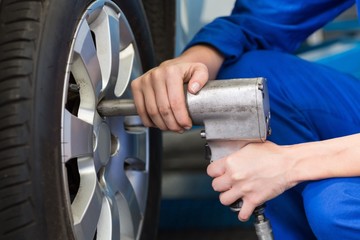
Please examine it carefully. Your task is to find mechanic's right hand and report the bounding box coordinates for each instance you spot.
[131,60,209,133]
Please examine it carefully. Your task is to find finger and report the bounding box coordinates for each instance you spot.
[238,200,256,222]
[131,80,155,128]
[219,188,243,206]
[187,63,209,94]
[142,83,168,130]
[166,75,192,130]
[211,175,232,192]
[207,158,226,178]
[153,77,183,132]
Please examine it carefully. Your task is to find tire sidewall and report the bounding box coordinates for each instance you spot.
[33,1,93,239]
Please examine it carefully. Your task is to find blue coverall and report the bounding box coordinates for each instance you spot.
[186,1,360,239]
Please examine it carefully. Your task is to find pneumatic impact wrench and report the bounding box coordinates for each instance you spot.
[97,77,273,240]
[186,78,273,240]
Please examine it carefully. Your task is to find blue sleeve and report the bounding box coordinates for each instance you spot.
[186,0,355,63]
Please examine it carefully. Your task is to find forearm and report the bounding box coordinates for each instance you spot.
[207,133,360,220]
[287,133,360,185]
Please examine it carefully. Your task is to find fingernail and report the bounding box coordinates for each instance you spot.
[184,126,191,130]
[178,129,185,134]
[190,82,200,93]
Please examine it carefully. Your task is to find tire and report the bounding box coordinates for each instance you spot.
[0,0,162,239]
[142,0,176,64]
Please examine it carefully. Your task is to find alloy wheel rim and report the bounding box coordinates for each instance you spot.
[61,1,149,239]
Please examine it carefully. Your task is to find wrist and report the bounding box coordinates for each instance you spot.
[284,141,332,186]
[179,45,224,79]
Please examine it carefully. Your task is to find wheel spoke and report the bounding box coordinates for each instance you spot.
[62,109,93,163]
[115,174,143,238]
[90,5,120,93]
[96,196,120,240]
[72,157,103,240]
[104,156,142,237]
[72,20,102,104]
[115,43,135,97]
[119,13,134,52]
[125,170,148,214]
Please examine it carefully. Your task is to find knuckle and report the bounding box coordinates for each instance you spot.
[148,68,162,82]
[170,99,184,116]
[171,102,190,123]
[224,156,232,166]
[131,80,140,91]
[148,70,156,79]
[196,62,208,72]
[147,107,158,118]
[164,65,178,76]
[158,105,171,117]
[240,183,252,194]
[247,196,261,207]
[193,63,209,75]
[230,173,241,182]
[169,98,182,111]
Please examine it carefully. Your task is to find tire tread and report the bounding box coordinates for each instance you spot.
[142,0,175,63]
[0,0,42,238]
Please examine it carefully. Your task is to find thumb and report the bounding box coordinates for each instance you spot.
[187,63,209,94]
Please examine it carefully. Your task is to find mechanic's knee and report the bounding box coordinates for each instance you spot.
[305,194,341,234]
[303,178,360,239]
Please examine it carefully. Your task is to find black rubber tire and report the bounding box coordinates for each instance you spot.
[0,0,162,239]
[142,0,176,64]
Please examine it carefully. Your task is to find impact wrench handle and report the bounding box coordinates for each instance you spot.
[204,139,274,240]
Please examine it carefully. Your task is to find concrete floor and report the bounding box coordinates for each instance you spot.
[158,130,257,240]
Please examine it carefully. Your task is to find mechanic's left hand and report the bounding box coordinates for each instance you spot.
[207,141,297,221]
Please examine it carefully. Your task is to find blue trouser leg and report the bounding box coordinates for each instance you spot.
[217,50,360,240]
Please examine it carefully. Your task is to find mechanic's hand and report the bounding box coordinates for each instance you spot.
[207,141,296,221]
[131,59,209,132]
